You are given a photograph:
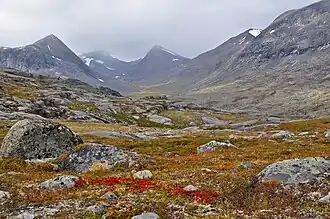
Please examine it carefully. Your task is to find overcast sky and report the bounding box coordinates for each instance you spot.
[0,0,320,61]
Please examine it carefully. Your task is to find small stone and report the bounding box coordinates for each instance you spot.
[201,168,213,173]
[197,140,238,153]
[12,212,35,219]
[132,212,160,219]
[184,185,198,191]
[189,121,197,126]
[319,192,330,203]
[133,115,140,120]
[85,205,107,214]
[102,192,118,202]
[270,130,294,139]
[298,132,310,136]
[307,192,322,201]
[325,130,330,138]
[239,161,256,169]
[40,175,79,189]
[133,170,153,179]
[0,190,10,202]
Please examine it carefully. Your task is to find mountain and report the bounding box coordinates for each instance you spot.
[151,0,330,118]
[0,34,104,86]
[125,45,189,84]
[82,45,190,86]
[79,50,136,79]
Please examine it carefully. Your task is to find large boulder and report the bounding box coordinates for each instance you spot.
[258,157,330,184]
[57,143,141,172]
[0,119,83,159]
[147,115,172,125]
[202,117,229,127]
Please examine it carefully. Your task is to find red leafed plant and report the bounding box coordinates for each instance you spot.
[75,176,219,204]
[170,185,220,204]
[74,176,153,192]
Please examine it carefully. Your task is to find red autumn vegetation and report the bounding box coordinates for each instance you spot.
[75,176,220,204]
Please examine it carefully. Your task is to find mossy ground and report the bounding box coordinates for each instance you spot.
[0,119,329,218]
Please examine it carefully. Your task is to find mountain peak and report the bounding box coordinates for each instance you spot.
[148,45,179,57]
[33,34,63,45]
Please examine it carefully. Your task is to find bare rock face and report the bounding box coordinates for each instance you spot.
[0,119,83,159]
[258,157,330,184]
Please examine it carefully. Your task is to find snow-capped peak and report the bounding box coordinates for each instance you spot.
[161,48,177,56]
[249,29,262,37]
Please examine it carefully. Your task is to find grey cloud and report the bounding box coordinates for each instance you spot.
[0,0,320,60]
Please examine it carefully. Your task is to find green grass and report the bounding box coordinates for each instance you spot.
[69,101,99,112]
[5,86,40,99]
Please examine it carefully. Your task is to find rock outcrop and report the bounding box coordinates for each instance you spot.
[57,143,140,172]
[258,157,330,184]
[0,119,83,159]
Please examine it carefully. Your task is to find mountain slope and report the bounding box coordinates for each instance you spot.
[152,0,330,118]
[149,29,258,93]
[0,34,102,86]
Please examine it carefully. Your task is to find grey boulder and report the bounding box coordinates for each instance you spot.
[270,130,294,139]
[319,192,330,203]
[258,157,330,184]
[325,130,330,138]
[184,185,198,191]
[202,117,229,127]
[85,205,107,214]
[133,170,153,179]
[40,175,79,189]
[0,190,10,203]
[147,115,172,125]
[0,119,83,159]
[132,213,160,219]
[57,143,140,172]
[197,140,238,153]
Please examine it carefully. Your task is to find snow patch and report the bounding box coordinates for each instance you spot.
[122,73,126,76]
[84,58,94,66]
[115,76,120,79]
[270,30,275,34]
[52,56,62,61]
[161,48,177,56]
[249,29,262,37]
[95,60,104,64]
[98,78,104,83]
[172,58,179,61]
[239,37,246,45]
[47,45,52,52]
[105,65,115,71]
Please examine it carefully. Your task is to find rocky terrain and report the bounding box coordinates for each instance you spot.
[0,1,329,218]
[0,68,329,218]
[0,1,328,119]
